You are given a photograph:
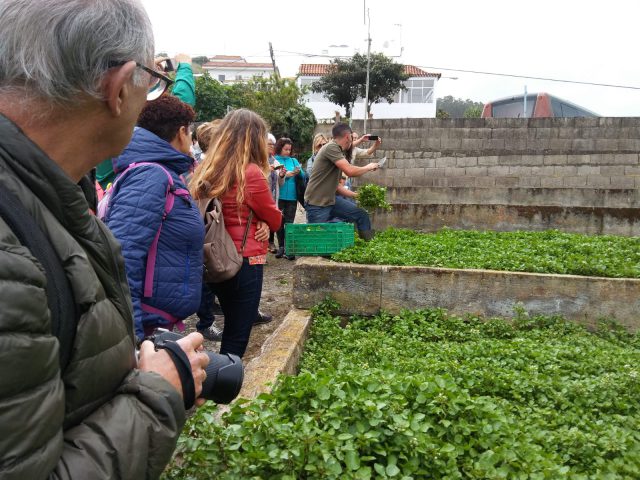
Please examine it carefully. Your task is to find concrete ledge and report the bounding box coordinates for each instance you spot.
[383,186,640,209]
[239,308,312,399]
[370,203,640,236]
[293,258,640,331]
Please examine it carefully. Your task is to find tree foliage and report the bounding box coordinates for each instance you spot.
[193,74,316,149]
[463,105,483,118]
[437,95,484,118]
[191,56,209,66]
[311,53,409,118]
[194,72,230,122]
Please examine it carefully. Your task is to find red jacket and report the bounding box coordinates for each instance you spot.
[222,163,282,257]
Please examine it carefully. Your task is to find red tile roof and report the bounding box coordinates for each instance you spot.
[298,63,440,78]
[209,55,244,61]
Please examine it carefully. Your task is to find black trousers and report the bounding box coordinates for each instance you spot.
[276,199,297,249]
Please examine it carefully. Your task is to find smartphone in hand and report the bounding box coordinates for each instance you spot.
[368,135,379,141]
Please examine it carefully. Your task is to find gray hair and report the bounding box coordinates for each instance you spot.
[0,0,154,105]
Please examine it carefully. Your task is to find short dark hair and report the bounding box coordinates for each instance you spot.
[332,122,352,139]
[137,94,195,143]
[274,137,293,155]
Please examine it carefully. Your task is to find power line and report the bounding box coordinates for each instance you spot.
[415,65,640,91]
[277,48,640,91]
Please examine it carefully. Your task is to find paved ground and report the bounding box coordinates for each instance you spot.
[182,205,306,364]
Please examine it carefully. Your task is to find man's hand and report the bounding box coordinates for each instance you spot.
[138,332,210,407]
[367,162,379,172]
[255,221,270,242]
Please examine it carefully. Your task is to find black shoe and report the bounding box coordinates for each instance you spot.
[198,323,223,341]
[285,254,296,261]
[275,247,285,259]
[254,310,273,325]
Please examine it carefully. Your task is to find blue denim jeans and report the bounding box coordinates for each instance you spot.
[305,196,371,231]
[211,258,263,358]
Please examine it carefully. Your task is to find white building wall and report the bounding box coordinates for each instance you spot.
[298,76,438,120]
[203,67,273,83]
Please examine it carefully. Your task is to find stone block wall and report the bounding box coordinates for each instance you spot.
[313,118,640,234]
[338,117,640,192]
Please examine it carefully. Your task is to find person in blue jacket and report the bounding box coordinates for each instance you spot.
[274,137,305,260]
[105,95,204,343]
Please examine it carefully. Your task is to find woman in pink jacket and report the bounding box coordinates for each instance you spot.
[190,109,282,357]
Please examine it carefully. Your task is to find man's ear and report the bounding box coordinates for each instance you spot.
[101,61,138,117]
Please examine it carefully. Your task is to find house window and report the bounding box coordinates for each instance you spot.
[401,79,434,104]
[235,74,242,81]
[218,74,225,82]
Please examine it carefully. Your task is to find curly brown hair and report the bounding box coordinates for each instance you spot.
[137,94,195,143]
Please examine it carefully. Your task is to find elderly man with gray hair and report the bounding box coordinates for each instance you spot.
[0,1,210,479]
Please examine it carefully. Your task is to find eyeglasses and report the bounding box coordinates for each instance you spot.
[108,61,174,101]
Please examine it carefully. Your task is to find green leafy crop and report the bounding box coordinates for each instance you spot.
[165,303,640,479]
[356,184,392,212]
[332,228,640,278]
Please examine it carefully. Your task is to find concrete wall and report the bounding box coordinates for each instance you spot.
[314,117,640,234]
[294,258,640,331]
[344,117,640,190]
[370,204,640,236]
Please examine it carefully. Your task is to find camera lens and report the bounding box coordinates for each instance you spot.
[150,329,244,405]
[201,352,244,404]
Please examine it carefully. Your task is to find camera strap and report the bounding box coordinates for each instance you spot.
[0,187,78,371]
[153,338,196,410]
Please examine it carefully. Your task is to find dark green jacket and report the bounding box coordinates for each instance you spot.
[0,114,185,479]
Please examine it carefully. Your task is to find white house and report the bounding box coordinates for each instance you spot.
[202,55,274,84]
[297,64,441,120]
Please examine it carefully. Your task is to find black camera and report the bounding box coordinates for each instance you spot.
[149,329,244,405]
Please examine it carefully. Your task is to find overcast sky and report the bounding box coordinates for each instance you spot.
[140,0,640,117]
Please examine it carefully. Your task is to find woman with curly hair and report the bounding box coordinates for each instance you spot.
[105,94,204,344]
[190,109,282,358]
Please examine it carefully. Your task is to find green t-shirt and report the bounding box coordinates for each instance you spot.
[304,140,345,207]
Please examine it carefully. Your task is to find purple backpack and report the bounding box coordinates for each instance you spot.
[98,162,191,329]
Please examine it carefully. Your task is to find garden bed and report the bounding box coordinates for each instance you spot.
[165,304,640,479]
[293,229,640,330]
[332,229,640,278]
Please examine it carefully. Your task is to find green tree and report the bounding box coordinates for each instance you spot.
[193,74,316,149]
[437,95,484,118]
[194,72,230,121]
[463,105,483,118]
[436,109,451,119]
[243,77,316,148]
[192,56,209,66]
[311,53,409,118]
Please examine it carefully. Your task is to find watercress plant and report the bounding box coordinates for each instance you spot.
[165,303,640,479]
[332,227,640,278]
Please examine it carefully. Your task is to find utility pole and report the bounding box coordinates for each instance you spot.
[364,8,372,134]
[269,42,280,80]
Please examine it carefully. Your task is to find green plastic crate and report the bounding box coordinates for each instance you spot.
[285,223,355,256]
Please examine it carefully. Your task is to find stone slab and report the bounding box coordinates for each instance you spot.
[294,259,640,331]
[239,308,312,399]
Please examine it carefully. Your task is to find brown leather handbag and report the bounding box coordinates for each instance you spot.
[197,198,253,283]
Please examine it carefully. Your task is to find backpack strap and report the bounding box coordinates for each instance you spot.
[109,163,192,327]
[0,188,78,371]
